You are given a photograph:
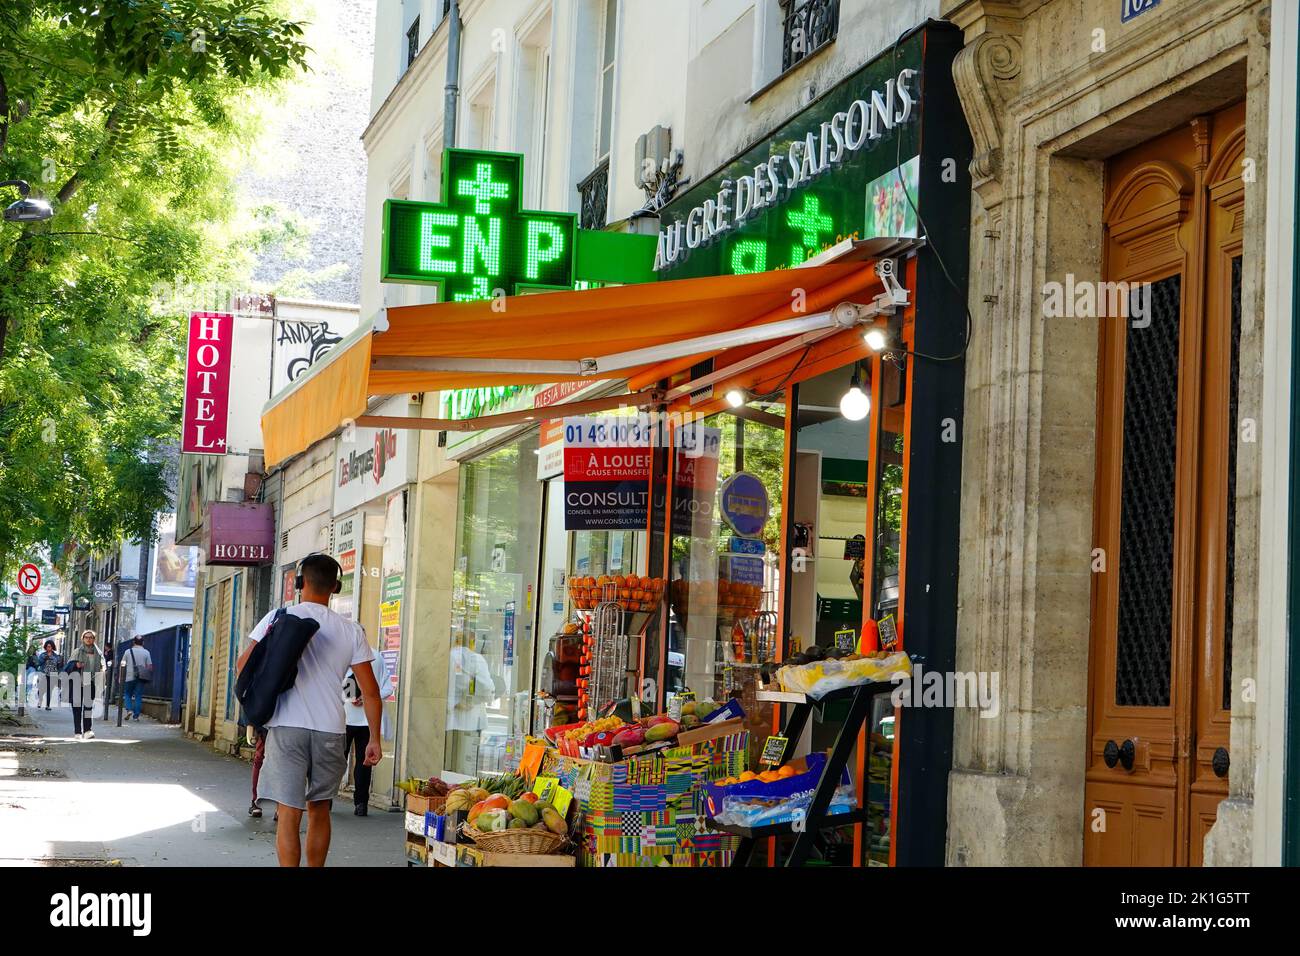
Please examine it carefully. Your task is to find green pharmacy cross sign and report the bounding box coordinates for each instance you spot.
[382,149,577,298]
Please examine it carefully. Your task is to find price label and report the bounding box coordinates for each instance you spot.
[667,690,694,722]
[877,614,899,651]
[834,628,856,653]
[759,735,788,767]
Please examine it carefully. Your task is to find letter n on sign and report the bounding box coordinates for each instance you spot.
[182,312,235,454]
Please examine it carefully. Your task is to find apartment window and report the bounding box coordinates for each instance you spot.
[596,0,617,161]
[781,0,839,73]
[406,16,421,69]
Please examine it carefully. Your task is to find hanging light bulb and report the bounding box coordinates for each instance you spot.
[863,327,888,351]
[725,388,746,408]
[840,366,870,421]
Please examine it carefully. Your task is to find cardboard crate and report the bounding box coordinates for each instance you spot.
[454,844,574,868]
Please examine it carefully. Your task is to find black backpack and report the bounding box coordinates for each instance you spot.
[234,609,322,727]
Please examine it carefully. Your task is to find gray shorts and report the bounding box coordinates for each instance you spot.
[257,726,347,810]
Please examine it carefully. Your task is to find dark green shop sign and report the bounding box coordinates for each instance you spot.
[656,32,925,280]
[382,148,656,297]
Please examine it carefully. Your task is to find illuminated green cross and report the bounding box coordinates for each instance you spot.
[787,193,833,248]
[458,162,511,214]
[381,149,577,299]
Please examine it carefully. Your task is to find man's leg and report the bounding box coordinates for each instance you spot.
[274,804,303,866]
[251,731,266,805]
[353,726,372,810]
[304,800,332,866]
[43,674,52,708]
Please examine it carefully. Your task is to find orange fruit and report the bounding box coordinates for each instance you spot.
[777,765,798,778]
[738,771,758,783]
[759,771,780,783]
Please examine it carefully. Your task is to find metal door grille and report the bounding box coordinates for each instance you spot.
[1222,256,1242,710]
[1114,274,1181,708]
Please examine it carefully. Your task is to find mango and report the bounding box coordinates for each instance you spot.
[612,726,646,748]
[508,818,528,830]
[645,720,679,742]
[508,799,540,825]
[541,806,567,836]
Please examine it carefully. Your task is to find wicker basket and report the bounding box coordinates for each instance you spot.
[462,824,568,855]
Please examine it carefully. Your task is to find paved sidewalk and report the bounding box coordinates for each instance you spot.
[0,704,403,867]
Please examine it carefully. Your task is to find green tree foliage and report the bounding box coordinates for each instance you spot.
[0,2,308,579]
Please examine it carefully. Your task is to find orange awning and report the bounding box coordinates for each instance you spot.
[262,261,887,466]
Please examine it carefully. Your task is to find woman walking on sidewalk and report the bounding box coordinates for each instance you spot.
[67,630,104,739]
[35,640,63,710]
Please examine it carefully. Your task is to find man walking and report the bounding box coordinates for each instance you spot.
[342,653,393,816]
[236,554,381,867]
[118,636,152,721]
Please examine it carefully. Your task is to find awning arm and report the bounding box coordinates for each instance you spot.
[355,387,667,433]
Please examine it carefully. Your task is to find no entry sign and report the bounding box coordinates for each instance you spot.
[17,562,41,594]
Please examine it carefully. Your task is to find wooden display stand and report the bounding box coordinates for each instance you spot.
[707,679,897,866]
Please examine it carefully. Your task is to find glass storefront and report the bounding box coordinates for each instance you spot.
[445,432,542,777]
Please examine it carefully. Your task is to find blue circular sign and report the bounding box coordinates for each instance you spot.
[719,472,770,538]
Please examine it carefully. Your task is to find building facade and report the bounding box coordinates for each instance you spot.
[940,0,1285,866]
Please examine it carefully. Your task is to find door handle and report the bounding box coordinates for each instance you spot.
[1212,747,1230,778]
[1103,738,1136,771]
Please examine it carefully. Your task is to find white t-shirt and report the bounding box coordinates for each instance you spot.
[248,602,373,734]
[342,655,393,728]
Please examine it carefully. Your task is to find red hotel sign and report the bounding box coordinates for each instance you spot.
[203,501,274,566]
[181,311,234,454]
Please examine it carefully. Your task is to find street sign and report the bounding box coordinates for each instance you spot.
[92,581,116,604]
[17,563,41,595]
[52,604,70,614]
[0,605,13,615]
[17,594,35,607]
[41,609,57,625]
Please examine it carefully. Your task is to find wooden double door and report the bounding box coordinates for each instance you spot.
[1084,102,1245,867]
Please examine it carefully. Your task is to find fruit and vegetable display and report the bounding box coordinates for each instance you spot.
[773,648,912,699]
[567,573,665,612]
[397,776,452,797]
[670,578,764,621]
[704,752,854,828]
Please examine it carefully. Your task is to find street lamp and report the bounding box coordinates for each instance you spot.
[1,180,54,223]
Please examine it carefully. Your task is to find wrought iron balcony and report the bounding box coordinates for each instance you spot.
[578,159,610,231]
[782,0,839,73]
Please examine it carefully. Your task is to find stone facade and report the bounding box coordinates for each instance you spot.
[940,0,1272,866]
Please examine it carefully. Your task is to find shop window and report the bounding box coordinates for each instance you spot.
[780,0,838,73]
[445,432,542,778]
[666,395,786,767]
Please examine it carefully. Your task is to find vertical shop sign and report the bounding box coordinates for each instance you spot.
[672,424,722,537]
[562,416,652,530]
[503,601,516,667]
[181,312,234,454]
[333,511,360,621]
[381,491,408,706]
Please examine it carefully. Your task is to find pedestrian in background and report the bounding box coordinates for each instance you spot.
[35,640,62,710]
[341,654,393,817]
[67,629,104,739]
[118,635,152,721]
[247,722,268,818]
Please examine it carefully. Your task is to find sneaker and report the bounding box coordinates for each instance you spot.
[74,733,83,740]
[248,803,262,818]
[83,730,95,740]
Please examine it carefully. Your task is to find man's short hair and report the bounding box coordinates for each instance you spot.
[133,635,144,645]
[300,553,342,593]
